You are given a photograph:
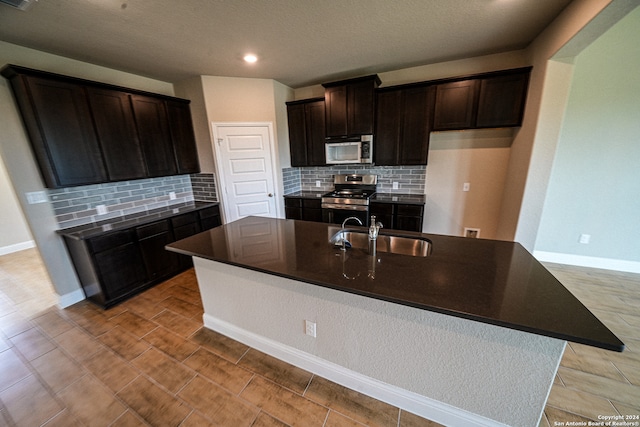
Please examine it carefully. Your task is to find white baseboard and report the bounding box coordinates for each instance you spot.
[0,240,35,256]
[58,288,85,308]
[534,251,640,274]
[203,314,507,427]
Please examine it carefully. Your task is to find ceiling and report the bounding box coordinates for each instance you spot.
[0,0,574,88]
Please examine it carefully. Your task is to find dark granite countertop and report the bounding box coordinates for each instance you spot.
[166,216,624,352]
[284,191,426,205]
[57,201,219,240]
[283,191,326,199]
[371,193,425,205]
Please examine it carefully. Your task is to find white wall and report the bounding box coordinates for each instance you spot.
[424,129,513,239]
[197,76,294,218]
[0,154,33,254]
[535,5,640,270]
[0,41,174,303]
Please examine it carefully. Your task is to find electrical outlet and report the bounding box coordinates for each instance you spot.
[96,204,108,215]
[25,191,48,204]
[392,182,399,190]
[316,180,321,188]
[579,234,591,244]
[169,191,177,200]
[464,227,480,238]
[304,320,316,337]
[463,182,470,192]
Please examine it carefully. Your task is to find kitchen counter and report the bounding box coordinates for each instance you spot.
[167,216,622,352]
[57,201,218,240]
[283,191,426,205]
[167,216,617,425]
[371,192,425,205]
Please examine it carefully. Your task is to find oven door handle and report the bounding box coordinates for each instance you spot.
[321,203,368,211]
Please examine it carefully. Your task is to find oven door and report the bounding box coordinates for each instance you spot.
[321,204,369,226]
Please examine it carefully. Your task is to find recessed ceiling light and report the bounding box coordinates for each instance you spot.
[243,54,258,63]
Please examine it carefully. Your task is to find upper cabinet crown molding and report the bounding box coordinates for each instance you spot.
[1,64,200,188]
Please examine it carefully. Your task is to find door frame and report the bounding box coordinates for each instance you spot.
[211,122,281,222]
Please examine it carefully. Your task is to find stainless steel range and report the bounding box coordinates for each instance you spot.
[321,174,377,226]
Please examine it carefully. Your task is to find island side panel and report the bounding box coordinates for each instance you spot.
[193,257,565,427]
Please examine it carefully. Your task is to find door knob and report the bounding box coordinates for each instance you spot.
[268,193,274,197]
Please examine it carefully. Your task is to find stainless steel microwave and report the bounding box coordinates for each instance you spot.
[325,135,373,164]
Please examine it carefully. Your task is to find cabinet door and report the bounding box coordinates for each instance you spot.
[374,90,402,165]
[199,206,222,230]
[22,76,107,187]
[324,85,348,137]
[94,242,147,300]
[348,80,376,135]
[89,231,147,302]
[476,72,529,128]
[286,103,308,166]
[130,95,178,177]
[284,198,303,220]
[399,86,432,165]
[302,198,322,222]
[433,80,478,131]
[136,221,179,280]
[166,100,200,174]
[305,100,326,166]
[369,203,393,230]
[86,87,147,181]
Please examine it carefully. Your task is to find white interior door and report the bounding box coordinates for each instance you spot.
[213,123,278,222]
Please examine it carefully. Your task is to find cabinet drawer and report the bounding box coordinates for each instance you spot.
[171,212,198,228]
[199,206,218,219]
[88,230,134,254]
[302,199,321,209]
[285,198,302,208]
[370,203,393,215]
[136,220,170,239]
[397,204,423,216]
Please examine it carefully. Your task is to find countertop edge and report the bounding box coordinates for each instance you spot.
[166,243,625,353]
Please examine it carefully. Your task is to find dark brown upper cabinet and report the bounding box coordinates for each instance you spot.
[433,80,478,131]
[286,98,326,167]
[86,87,147,181]
[4,73,108,188]
[166,100,200,174]
[375,84,434,165]
[322,75,380,137]
[432,67,531,131]
[130,95,178,177]
[476,71,530,128]
[1,64,200,188]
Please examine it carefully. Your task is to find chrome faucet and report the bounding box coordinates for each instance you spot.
[340,216,363,251]
[368,215,383,240]
[368,215,383,256]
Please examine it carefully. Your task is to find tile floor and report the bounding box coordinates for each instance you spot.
[0,248,638,426]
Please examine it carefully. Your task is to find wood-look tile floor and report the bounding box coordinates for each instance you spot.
[0,249,638,426]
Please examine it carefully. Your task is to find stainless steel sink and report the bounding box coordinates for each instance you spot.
[330,230,431,257]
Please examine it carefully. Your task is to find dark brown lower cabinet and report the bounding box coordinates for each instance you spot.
[136,220,179,281]
[370,202,424,232]
[284,197,323,222]
[63,204,221,308]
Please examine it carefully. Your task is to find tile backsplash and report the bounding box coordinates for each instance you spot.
[287,165,426,194]
[49,175,195,229]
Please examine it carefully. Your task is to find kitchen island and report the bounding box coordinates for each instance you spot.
[167,216,623,427]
